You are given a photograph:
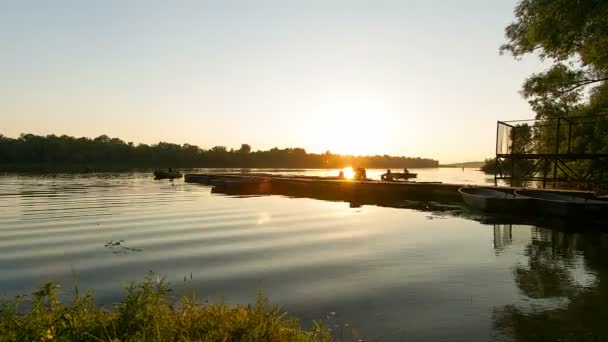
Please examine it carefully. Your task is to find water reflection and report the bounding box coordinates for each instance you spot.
[493,225,513,253]
[493,227,608,341]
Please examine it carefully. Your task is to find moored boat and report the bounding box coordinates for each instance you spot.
[459,187,532,213]
[393,172,418,180]
[154,170,183,180]
[514,190,608,217]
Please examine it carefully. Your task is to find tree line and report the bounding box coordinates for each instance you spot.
[0,133,439,171]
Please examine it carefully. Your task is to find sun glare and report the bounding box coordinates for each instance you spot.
[310,98,401,156]
[342,167,355,179]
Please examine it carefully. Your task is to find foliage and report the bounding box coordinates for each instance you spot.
[502,0,608,120]
[496,0,608,183]
[481,158,534,178]
[0,133,439,171]
[0,273,331,342]
[480,158,497,175]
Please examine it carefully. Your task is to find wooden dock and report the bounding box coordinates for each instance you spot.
[182,173,608,230]
[184,173,595,207]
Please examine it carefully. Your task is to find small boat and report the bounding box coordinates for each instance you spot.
[154,170,183,180]
[381,172,418,181]
[459,187,532,213]
[514,190,608,217]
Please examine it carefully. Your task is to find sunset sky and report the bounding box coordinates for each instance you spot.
[1,0,545,163]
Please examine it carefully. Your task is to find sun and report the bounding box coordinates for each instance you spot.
[342,167,355,179]
[310,98,394,156]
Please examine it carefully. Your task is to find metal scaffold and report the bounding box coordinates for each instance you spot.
[494,115,608,188]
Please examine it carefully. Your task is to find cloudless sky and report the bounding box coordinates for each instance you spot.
[1,0,545,163]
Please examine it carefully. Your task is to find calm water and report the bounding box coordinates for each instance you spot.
[1,168,607,341]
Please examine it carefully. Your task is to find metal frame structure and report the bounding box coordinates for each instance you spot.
[494,115,608,188]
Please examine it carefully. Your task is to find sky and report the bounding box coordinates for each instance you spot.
[0,0,546,163]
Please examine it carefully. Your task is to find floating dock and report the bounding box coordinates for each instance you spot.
[183,173,608,230]
[184,173,595,208]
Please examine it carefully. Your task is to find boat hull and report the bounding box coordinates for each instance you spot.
[381,173,418,181]
[459,187,532,213]
[154,171,183,180]
[515,190,608,217]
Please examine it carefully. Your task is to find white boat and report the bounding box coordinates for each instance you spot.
[514,190,608,217]
[459,187,532,213]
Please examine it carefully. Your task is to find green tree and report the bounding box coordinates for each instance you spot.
[502,0,608,117]
[501,0,608,184]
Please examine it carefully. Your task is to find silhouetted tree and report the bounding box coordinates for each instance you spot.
[0,133,439,171]
[239,144,251,154]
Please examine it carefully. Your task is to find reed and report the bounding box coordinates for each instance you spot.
[0,273,331,342]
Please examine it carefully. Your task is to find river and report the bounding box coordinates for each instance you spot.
[0,168,606,341]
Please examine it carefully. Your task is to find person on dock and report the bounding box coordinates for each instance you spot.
[354,168,367,180]
[338,170,344,178]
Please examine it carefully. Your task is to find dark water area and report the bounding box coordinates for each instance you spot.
[1,169,607,341]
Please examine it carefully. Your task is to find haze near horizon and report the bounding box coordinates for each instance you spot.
[1,0,544,163]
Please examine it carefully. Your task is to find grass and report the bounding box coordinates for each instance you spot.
[0,273,332,342]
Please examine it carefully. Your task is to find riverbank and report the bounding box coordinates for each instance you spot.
[0,274,331,342]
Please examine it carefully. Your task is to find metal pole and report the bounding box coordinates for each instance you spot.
[553,118,561,187]
[543,158,547,188]
[511,127,516,187]
[494,157,498,186]
[567,122,572,154]
[495,121,500,155]
[495,121,500,186]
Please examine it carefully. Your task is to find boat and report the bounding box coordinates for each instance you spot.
[514,189,608,217]
[459,187,532,213]
[381,172,418,181]
[154,170,183,180]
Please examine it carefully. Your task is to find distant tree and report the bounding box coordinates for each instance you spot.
[0,133,440,171]
[94,135,112,144]
[239,144,251,154]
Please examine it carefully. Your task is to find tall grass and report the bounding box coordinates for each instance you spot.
[0,273,331,341]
